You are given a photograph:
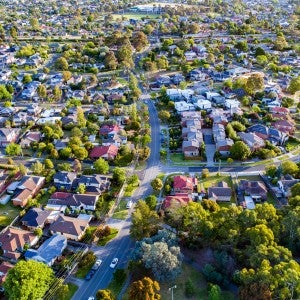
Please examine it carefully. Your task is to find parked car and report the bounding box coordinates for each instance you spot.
[110,258,119,268]
[126,200,133,209]
[92,259,103,270]
[88,297,94,300]
[85,270,95,280]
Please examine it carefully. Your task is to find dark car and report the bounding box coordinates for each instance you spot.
[85,270,95,280]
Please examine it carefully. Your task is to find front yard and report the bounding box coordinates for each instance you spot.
[97,228,119,246]
[112,200,129,220]
[0,201,21,226]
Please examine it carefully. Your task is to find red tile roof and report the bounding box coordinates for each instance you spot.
[0,261,14,284]
[173,175,197,192]
[89,145,119,159]
[163,193,192,209]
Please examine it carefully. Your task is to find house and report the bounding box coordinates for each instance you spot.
[0,261,14,285]
[89,145,119,160]
[215,139,234,156]
[237,132,265,151]
[0,227,39,260]
[47,192,99,211]
[12,176,45,207]
[278,178,300,197]
[272,120,295,135]
[239,180,268,201]
[76,175,111,194]
[99,124,120,137]
[20,131,41,148]
[163,193,192,210]
[49,214,90,241]
[24,234,67,266]
[0,128,20,147]
[182,139,200,157]
[173,175,197,194]
[21,207,52,231]
[53,171,77,190]
[208,182,232,202]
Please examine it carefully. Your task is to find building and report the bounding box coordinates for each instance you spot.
[208,182,232,202]
[173,175,197,194]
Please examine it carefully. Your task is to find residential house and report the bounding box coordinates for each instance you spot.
[272,120,295,135]
[76,175,111,194]
[49,214,90,241]
[0,128,20,147]
[173,175,197,194]
[53,171,77,190]
[0,261,14,285]
[278,177,300,197]
[238,132,265,151]
[163,193,192,210]
[12,176,45,207]
[89,145,119,160]
[21,207,51,231]
[0,227,39,260]
[47,192,99,211]
[215,139,234,156]
[182,139,200,157]
[208,182,232,202]
[239,180,268,201]
[20,131,41,148]
[24,234,67,266]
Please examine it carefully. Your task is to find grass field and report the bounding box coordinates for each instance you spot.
[0,202,21,226]
[112,200,129,220]
[66,283,78,300]
[199,175,232,190]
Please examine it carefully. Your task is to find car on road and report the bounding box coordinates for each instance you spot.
[88,297,94,300]
[92,259,103,270]
[85,270,95,280]
[126,200,133,209]
[110,258,118,268]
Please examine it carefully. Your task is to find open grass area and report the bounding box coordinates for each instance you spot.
[198,175,232,191]
[286,138,300,152]
[0,201,21,226]
[66,283,78,300]
[170,153,205,165]
[112,200,128,220]
[111,13,159,20]
[108,269,127,298]
[97,228,119,246]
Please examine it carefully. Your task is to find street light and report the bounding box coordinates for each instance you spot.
[169,285,177,300]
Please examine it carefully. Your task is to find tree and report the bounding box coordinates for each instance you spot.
[62,71,72,82]
[5,143,22,156]
[73,147,88,161]
[287,76,300,94]
[145,195,157,210]
[141,241,182,281]
[282,160,299,176]
[52,85,62,102]
[230,141,251,160]
[37,84,47,100]
[158,110,171,123]
[30,18,40,31]
[131,31,149,52]
[23,74,32,84]
[77,107,87,128]
[208,284,222,300]
[130,200,160,240]
[94,158,109,174]
[112,167,126,185]
[239,282,271,300]
[31,161,45,175]
[245,73,264,95]
[274,35,288,50]
[0,85,13,101]
[151,178,163,192]
[34,228,43,237]
[128,72,141,101]
[76,183,86,194]
[55,57,69,70]
[96,289,114,300]
[4,260,54,300]
[129,277,160,300]
[44,158,54,169]
[18,164,27,176]
[104,51,118,70]
[117,44,134,69]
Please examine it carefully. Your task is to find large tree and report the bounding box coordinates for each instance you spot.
[94,158,109,174]
[130,200,160,240]
[4,260,54,300]
[55,57,69,70]
[287,76,300,94]
[5,143,22,156]
[129,277,161,300]
[131,31,149,52]
[96,289,114,300]
[230,141,251,160]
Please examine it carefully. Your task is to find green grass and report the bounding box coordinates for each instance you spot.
[66,283,78,300]
[97,228,119,246]
[107,269,127,298]
[0,202,21,226]
[76,262,94,279]
[198,175,232,190]
[111,13,159,20]
[116,77,128,86]
[112,200,129,220]
[286,139,300,151]
[170,153,205,165]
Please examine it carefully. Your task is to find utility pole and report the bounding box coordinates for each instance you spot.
[169,285,177,300]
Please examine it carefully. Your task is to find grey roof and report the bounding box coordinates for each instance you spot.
[21,208,50,228]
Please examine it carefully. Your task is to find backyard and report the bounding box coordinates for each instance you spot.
[0,201,21,226]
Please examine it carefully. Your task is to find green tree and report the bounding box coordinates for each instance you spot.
[131,31,149,52]
[37,84,47,100]
[4,260,54,300]
[96,289,114,300]
[130,200,160,240]
[230,141,251,160]
[5,143,22,156]
[282,160,299,176]
[77,107,87,128]
[53,85,62,102]
[104,51,118,70]
[31,161,45,175]
[94,158,109,174]
[23,74,32,84]
[77,183,86,194]
[62,71,72,82]
[245,73,264,95]
[274,35,288,50]
[208,284,222,300]
[30,18,40,31]
[112,167,126,185]
[55,57,69,71]
[34,228,43,237]
[129,277,160,300]
[287,76,300,94]
[0,85,13,101]
[44,158,54,169]
[158,110,171,123]
[145,195,157,210]
[151,178,163,192]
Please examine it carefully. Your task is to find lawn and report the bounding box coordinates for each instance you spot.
[76,263,94,279]
[107,269,127,298]
[111,13,159,20]
[97,228,119,246]
[199,175,232,190]
[170,153,205,165]
[112,200,128,220]
[0,201,21,226]
[66,283,78,300]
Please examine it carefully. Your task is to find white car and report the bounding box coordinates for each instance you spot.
[126,200,133,209]
[88,297,94,300]
[92,259,102,270]
[110,258,119,268]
